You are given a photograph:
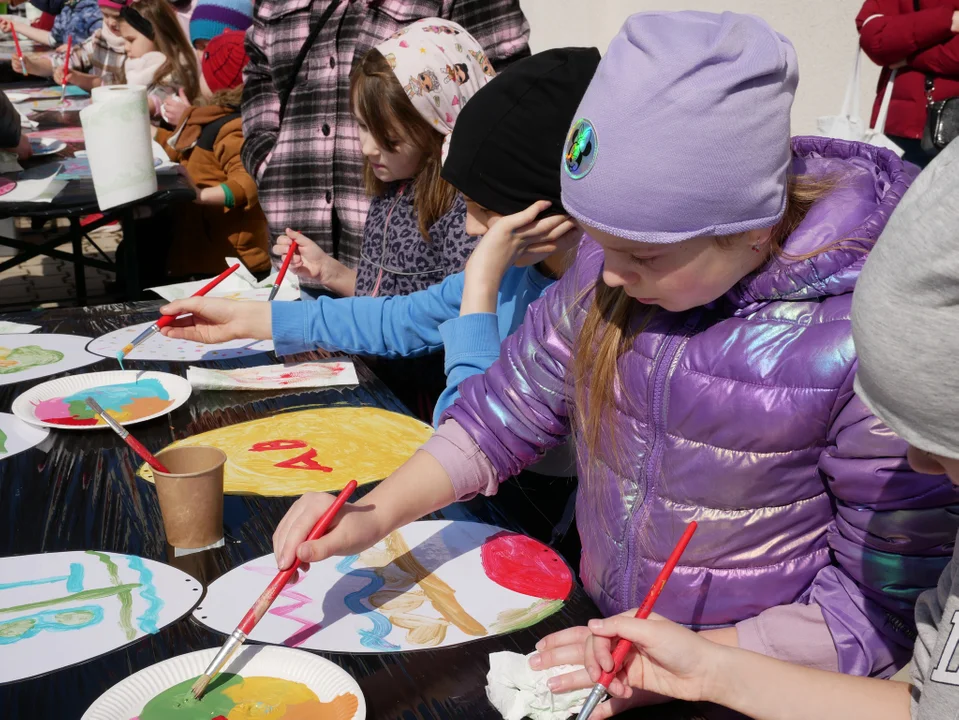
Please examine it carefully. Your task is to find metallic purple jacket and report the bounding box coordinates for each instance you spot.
[444,137,959,677]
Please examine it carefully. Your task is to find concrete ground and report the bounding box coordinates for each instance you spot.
[0,219,119,311]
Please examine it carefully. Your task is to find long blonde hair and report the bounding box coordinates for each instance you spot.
[569,175,841,484]
[350,48,457,241]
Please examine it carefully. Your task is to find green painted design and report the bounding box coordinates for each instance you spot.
[0,583,141,614]
[88,550,136,640]
[139,673,242,720]
[489,598,565,634]
[53,609,98,626]
[0,345,63,375]
[0,428,7,455]
[0,618,35,638]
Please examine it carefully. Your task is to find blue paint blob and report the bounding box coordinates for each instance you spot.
[335,555,400,651]
[126,555,164,634]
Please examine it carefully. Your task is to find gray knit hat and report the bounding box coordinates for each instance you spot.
[852,141,959,460]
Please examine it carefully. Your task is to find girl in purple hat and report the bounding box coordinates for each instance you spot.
[199,11,959,715]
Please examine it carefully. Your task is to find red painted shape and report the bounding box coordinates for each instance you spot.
[48,416,99,427]
[249,439,308,452]
[480,531,573,601]
[273,448,333,473]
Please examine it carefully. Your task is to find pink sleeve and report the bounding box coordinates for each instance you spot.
[735,603,840,672]
[421,419,499,500]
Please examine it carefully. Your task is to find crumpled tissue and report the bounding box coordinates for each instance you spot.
[486,651,592,720]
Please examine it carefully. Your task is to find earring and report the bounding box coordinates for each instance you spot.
[751,244,763,253]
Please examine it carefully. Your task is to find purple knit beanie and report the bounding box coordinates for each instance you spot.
[561,11,798,244]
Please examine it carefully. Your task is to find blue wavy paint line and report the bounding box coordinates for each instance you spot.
[335,555,399,651]
[66,563,84,593]
[126,556,163,634]
[0,605,103,645]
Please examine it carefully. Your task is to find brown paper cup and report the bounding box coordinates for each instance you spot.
[153,446,226,549]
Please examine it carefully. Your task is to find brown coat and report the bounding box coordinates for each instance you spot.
[157,105,271,276]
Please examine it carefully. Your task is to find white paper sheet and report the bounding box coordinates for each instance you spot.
[0,321,40,334]
[0,551,202,684]
[193,520,572,653]
[88,321,273,362]
[148,258,300,303]
[0,412,48,460]
[0,176,67,204]
[0,333,99,386]
[186,360,358,391]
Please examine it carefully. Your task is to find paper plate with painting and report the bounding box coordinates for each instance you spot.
[88,321,274,362]
[12,370,191,429]
[136,407,433,496]
[0,333,99,386]
[0,412,49,460]
[81,645,365,720]
[0,551,202,685]
[192,520,573,654]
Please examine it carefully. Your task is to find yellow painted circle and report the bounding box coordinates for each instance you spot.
[138,407,432,496]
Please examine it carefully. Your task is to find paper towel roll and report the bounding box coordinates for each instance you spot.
[80,84,158,210]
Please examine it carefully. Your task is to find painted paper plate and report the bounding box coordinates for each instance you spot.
[88,321,274,362]
[29,136,67,156]
[5,92,29,103]
[193,520,573,654]
[12,370,191,429]
[81,645,366,720]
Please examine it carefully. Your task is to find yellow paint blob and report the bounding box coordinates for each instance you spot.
[138,407,433,496]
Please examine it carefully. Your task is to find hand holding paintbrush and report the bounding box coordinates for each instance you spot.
[191,479,359,699]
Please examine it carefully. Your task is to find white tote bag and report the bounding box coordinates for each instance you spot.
[817,45,904,156]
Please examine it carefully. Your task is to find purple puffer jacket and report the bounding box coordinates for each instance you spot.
[442,137,959,677]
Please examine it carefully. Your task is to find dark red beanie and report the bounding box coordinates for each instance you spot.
[202,30,249,93]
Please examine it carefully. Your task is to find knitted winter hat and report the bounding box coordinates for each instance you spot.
[443,47,600,217]
[202,29,249,93]
[852,142,959,461]
[561,11,798,243]
[189,0,252,46]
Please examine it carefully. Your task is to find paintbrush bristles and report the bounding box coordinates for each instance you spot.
[191,673,212,699]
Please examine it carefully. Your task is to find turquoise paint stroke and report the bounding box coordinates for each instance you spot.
[126,555,163,634]
[336,555,399,651]
[0,605,104,645]
[0,564,84,593]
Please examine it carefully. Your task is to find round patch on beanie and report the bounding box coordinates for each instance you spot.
[563,118,597,179]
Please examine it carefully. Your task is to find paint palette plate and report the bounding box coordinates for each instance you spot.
[81,645,366,720]
[12,370,192,430]
[29,136,67,156]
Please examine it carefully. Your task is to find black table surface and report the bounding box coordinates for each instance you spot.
[0,301,714,720]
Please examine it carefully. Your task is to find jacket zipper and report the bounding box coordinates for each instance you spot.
[621,310,702,610]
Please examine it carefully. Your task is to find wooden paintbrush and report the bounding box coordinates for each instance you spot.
[118,263,241,363]
[191,479,359,699]
[85,397,170,472]
[576,521,698,720]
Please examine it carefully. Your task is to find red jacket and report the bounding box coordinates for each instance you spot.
[857,0,959,138]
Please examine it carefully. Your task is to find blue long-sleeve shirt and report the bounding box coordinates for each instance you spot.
[271,265,555,427]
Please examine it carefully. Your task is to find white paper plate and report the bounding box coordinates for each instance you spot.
[6,92,29,104]
[29,137,66,156]
[12,370,191,430]
[81,645,366,720]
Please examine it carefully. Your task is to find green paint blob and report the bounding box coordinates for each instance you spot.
[0,428,7,455]
[53,610,96,626]
[0,618,35,638]
[139,674,242,720]
[0,346,64,374]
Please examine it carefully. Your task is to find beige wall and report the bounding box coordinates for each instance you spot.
[518,0,882,136]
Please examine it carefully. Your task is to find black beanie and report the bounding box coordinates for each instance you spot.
[442,47,601,217]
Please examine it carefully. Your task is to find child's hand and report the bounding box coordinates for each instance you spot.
[464,200,554,291]
[273,491,386,570]
[276,229,355,295]
[161,89,190,127]
[0,18,16,34]
[11,54,25,75]
[581,612,726,713]
[53,66,69,85]
[157,296,272,344]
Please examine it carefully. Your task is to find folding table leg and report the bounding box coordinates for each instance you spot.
[121,208,142,300]
[70,217,86,306]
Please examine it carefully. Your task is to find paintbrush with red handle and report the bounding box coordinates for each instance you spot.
[85,397,170,473]
[59,36,72,103]
[11,30,26,77]
[118,263,241,362]
[576,521,698,720]
[267,239,296,301]
[191,479,359,699]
